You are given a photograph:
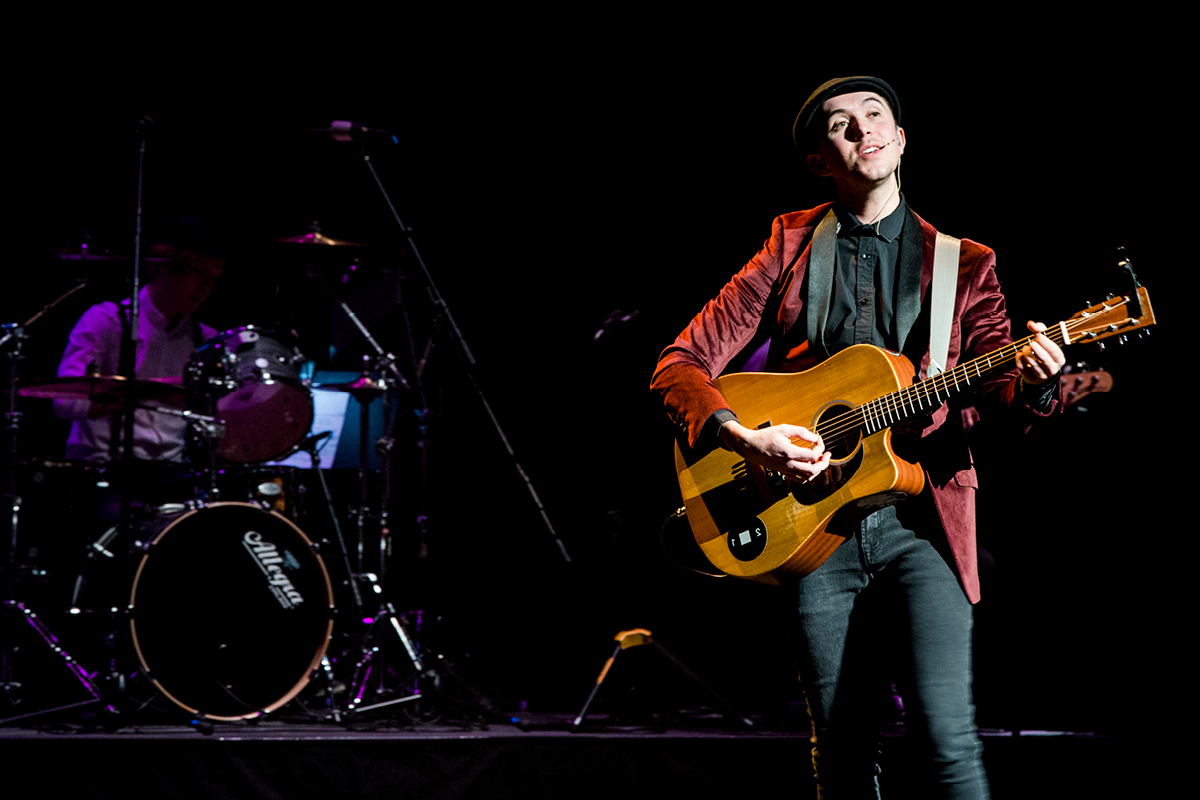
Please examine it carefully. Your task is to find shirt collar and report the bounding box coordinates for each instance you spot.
[834,194,907,243]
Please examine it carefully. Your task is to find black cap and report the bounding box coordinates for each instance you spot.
[792,76,901,150]
[156,215,231,259]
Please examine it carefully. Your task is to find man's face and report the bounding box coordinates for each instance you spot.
[160,253,224,318]
[808,91,905,188]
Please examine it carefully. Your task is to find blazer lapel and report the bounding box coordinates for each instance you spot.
[805,208,839,362]
[894,207,927,355]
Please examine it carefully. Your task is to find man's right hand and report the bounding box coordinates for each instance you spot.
[718,420,831,483]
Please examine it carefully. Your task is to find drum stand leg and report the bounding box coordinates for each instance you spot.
[1,600,116,726]
[318,655,342,723]
[344,574,424,715]
[297,436,424,717]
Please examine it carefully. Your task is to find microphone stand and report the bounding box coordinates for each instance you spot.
[322,138,570,728]
[350,140,571,567]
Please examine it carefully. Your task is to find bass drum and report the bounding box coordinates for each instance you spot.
[186,326,314,463]
[128,502,333,721]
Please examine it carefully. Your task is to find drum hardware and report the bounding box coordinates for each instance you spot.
[288,432,365,616]
[318,655,342,723]
[3,286,126,725]
[312,360,498,725]
[67,498,199,614]
[0,601,112,727]
[306,348,421,714]
[68,523,122,615]
[217,465,300,518]
[343,572,423,715]
[263,428,375,721]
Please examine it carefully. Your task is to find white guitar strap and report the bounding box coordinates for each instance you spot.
[928,231,960,376]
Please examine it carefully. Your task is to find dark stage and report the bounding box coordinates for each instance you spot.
[1,713,1143,800]
[4,24,1172,800]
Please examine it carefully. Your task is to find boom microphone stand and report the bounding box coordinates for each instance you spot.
[334,125,571,567]
[307,124,570,723]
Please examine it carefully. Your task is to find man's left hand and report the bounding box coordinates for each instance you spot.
[1016,320,1066,385]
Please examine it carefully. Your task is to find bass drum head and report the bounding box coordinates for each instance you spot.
[129,502,333,721]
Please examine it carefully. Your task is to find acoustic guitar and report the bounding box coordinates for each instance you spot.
[669,287,1155,583]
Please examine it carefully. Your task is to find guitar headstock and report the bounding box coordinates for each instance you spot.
[1064,286,1156,346]
[1060,369,1113,407]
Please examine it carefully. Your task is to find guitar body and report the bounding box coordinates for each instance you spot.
[674,345,927,583]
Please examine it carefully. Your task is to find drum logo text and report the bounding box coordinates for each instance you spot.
[243,531,305,609]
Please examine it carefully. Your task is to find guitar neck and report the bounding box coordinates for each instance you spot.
[826,289,1151,442]
[861,347,1011,434]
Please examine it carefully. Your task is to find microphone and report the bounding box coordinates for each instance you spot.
[317,121,399,145]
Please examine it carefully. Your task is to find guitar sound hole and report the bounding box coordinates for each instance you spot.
[815,402,860,461]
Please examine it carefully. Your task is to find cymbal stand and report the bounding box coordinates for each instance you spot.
[334,361,426,713]
[113,116,153,531]
[2,292,115,722]
[279,431,366,722]
[296,431,363,611]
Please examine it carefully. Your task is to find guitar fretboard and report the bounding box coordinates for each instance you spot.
[818,294,1141,444]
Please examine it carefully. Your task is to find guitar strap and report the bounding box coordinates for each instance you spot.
[928,231,961,376]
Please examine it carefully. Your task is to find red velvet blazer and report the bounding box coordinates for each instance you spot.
[651,203,1060,602]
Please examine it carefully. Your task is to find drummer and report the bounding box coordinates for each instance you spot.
[54,216,225,465]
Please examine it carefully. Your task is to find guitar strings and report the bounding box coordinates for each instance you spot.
[809,306,1128,447]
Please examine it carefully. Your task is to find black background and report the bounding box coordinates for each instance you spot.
[7,22,1176,734]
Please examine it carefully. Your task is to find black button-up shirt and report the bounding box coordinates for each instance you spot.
[826,199,907,352]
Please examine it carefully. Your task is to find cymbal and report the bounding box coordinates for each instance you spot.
[269,231,370,248]
[20,375,185,402]
[55,248,129,262]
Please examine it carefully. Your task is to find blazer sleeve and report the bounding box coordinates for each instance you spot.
[650,215,792,449]
[954,239,1061,427]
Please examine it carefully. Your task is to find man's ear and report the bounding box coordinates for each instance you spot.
[896,126,906,156]
[807,152,830,177]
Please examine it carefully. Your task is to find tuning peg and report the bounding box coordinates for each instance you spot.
[1118,335,1128,346]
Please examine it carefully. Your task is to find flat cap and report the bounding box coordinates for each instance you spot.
[792,76,901,149]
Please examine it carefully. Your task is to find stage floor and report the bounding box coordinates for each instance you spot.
[1,708,1141,800]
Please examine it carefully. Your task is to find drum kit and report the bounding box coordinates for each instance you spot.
[2,122,569,730]
[0,238,442,728]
